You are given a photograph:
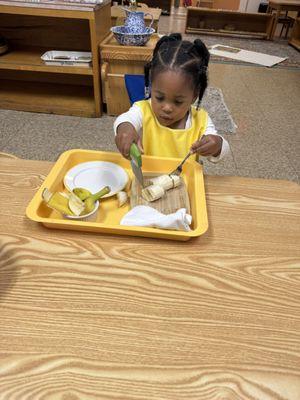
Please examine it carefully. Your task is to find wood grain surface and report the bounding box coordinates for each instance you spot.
[0,158,300,399]
[130,174,191,215]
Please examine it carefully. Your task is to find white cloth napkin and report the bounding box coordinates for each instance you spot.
[120,206,192,231]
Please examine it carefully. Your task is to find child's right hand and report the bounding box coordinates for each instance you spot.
[115,122,144,159]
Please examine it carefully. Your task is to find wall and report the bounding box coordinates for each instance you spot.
[239,0,261,12]
[213,0,240,10]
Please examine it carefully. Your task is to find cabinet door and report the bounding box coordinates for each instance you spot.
[213,0,240,10]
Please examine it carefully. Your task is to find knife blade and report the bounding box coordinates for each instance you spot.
[130,143,144,188]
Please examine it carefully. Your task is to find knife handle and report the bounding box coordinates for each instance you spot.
[130,143,142,167]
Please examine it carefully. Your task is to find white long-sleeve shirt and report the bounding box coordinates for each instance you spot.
[114,102,230,162]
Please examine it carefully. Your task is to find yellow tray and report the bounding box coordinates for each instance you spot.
[26,149,208,241]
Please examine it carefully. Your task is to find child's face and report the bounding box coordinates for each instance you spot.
[151,70,197,129]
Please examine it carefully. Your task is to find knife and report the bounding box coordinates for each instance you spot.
[130,143,144,188]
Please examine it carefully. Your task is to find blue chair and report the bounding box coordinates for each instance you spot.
[124,74,150,105]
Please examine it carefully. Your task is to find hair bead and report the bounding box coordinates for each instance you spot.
[144,86,151,99]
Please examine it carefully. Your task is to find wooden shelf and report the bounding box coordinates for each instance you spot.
[186,27,268,38]
[0,1,111,117]
[185,7,274,39]
[0,79,95,117]
[0,46,93,75]
[289,17,300,51]
[100,33,160,116]
[289,38,300,51]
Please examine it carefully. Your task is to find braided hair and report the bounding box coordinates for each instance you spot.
[144,33,210,109]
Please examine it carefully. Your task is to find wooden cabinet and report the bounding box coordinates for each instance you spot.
[185,7,274,39]
[0,0,111,117]
[196,0,240,10]
[100,33,159,115]
[289,17,300,51]
[141,0,171,15]
[212,0,240,10]
[195,1,213,8]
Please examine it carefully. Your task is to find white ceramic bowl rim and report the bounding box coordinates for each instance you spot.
[63,200,99,220]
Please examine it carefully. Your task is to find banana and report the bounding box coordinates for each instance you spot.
[169,174,181,188]
[72,188,91,201]
[84,197,96,214]
[117,191,128,207]
[42,188,74,216]
[142,174,181,202]
[43,186,111,217]
[142,184,165,202]
[82,186,111,215]
[149,174,181,190]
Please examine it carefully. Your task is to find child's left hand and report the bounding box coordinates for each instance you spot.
[190,135,223,158]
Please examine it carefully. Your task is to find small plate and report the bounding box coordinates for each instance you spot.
[64,161,128,198]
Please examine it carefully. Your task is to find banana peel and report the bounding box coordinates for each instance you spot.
[42,189,84,216]
[72,188,91,201]
[72,186,111,214]
[43,186,111,217]
[42,188,75,216]
[83,186,111,214]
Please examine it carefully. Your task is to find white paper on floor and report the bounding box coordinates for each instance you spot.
[209,45,287,67]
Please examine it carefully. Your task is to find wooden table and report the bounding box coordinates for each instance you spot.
[1,157,300,399]
[267,0,300,39]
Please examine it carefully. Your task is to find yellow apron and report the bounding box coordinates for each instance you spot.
[136,100,208,160]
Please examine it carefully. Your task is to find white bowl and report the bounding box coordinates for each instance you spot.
[63,201,99,221]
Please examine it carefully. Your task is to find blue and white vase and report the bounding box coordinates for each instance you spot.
[123,8,154,34]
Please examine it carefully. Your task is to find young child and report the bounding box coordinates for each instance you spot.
[114,33,229,163]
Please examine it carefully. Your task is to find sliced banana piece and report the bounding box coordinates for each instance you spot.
[149,175,172,190]
[149,174,181,190]
[117,191,128,207]
[169,174,181,188]
[142,184,165,202]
